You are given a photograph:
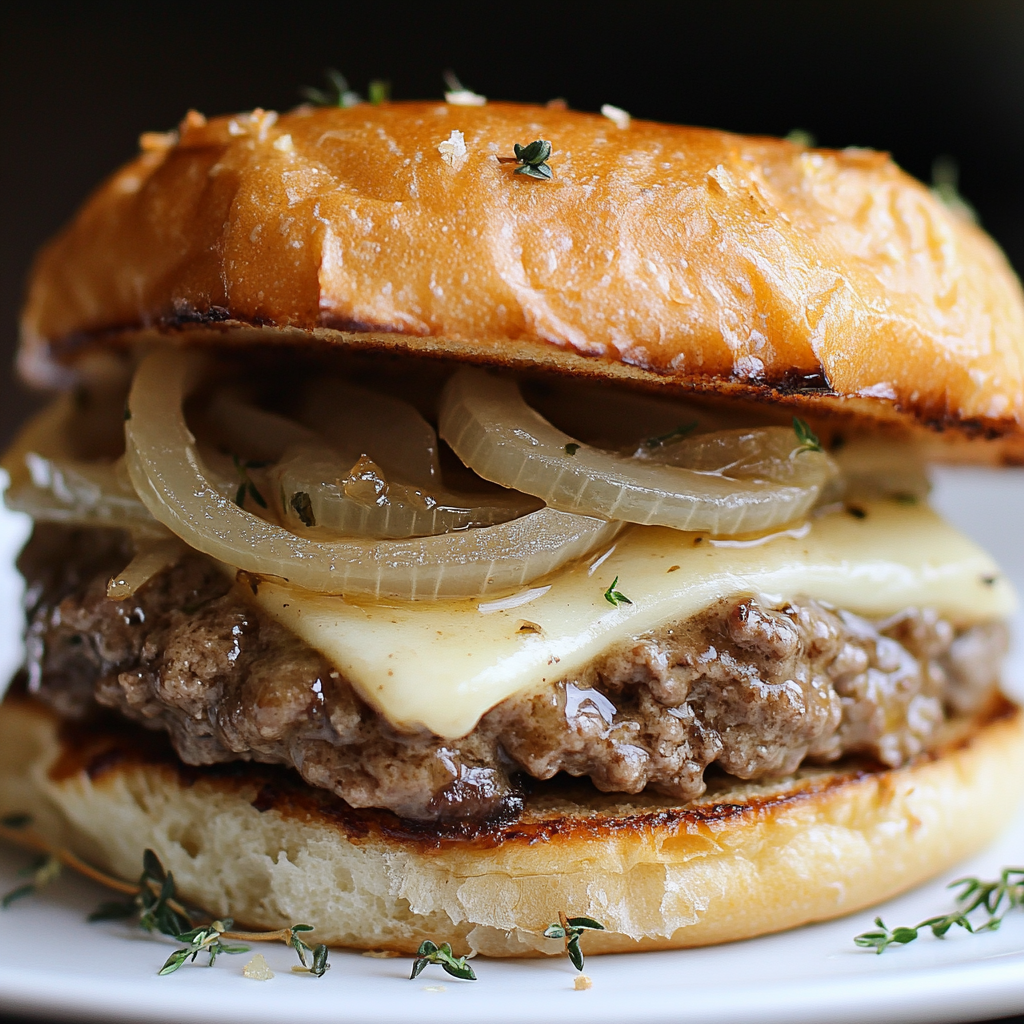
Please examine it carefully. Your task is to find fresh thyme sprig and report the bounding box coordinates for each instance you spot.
[854,868,1024,953]
[233,455,269,510]
[603,576,632,606]
[501,140,554,181]
[2,853,61,907]
[159,919,250,975]
[792,417,822,454]
[0,820,329,978]
[0,814,56,907]
[543,912,606,971]
[410,940,477,981]
[301,68,362,108]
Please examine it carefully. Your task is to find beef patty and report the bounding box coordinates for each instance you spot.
[18,525,1007,822]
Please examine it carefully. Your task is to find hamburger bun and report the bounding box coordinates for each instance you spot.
[0,694,1020,955]
[18,103,1024,450]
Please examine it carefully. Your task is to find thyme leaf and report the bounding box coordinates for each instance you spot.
[854,868,1024,953]
[603,576,632,607]
[784,128,816,148]
[301,68,361,108]
[565,443,580,456]
[232,455,268,510]
[1,854,60,908]
[932,156,978,224]
[643,422,698,450]
[509,139,553,181]
[159,920,249,975]
[410,940,477,981]
[543,911,606,971]
[792,417,822,454]
[368,80,391,105]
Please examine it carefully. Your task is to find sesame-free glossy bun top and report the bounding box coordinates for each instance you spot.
[19,101,1024,441]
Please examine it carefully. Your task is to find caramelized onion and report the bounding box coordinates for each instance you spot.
[107,538,187,600]
[439,368,839,535]
[299,377,442,486]
[125,351,620,599]
[209,392,538,538]
[270,444,538,539]
[2,396,165,535]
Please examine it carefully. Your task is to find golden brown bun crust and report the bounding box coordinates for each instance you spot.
[1,695,1021,956]
[19,102,1024,441]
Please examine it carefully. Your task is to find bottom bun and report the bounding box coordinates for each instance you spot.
[0,694,1021,957]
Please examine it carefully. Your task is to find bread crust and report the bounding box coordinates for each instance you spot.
[19,103,1024,442]
[2,695,1021,956]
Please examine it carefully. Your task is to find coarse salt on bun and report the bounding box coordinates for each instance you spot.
[18,102,1024,445]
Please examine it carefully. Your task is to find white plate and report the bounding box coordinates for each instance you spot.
[1,469,1023,1024]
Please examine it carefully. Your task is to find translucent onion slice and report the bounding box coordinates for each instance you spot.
[124,350,620,600]
[207,391,539,537]
[270,444,539,539]
[439,368,840,535]
[2,396,165,535]
[832,437,931,503]
[107,538,187,600]
[300,378,442,486]
[207,391,320,463]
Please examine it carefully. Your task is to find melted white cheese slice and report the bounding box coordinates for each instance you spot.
[245,501,1015,738]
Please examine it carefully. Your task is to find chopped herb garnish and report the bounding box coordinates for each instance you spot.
[0,813,31,829]
[509,139,553,181]
[544,912,606,971]
[368,79,390,105]
[123,403,132,421]
[301,68,361,108]
[643,422,698,450]
[892,492,919,505]
[792,417,822,454]
[603,576,632,606]
[846,505,867,520]
[290,491,316,527]
[565,443,581,456]
[410,940,477,981]
[855,868,1024,953]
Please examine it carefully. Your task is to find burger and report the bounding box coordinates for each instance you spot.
[0,98,1022,958]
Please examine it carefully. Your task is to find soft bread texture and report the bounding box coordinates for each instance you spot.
[1,696,1021,956]
[19,102,1024,444]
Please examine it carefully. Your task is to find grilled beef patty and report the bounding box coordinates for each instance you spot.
[18,525,1007,822]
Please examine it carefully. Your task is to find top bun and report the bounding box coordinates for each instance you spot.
[19,101,1024,443]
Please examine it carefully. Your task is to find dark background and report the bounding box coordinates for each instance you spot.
[0,3,1023,1019]
[2,1,1024,453]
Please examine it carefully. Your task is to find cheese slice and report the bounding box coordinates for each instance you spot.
[245,501,1015,738]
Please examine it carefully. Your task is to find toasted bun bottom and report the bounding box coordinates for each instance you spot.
[0,696,1021,957]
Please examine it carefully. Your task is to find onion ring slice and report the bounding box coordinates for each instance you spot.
[2,396,165,535]
[125,351,620,600]
[439,368,838,535]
